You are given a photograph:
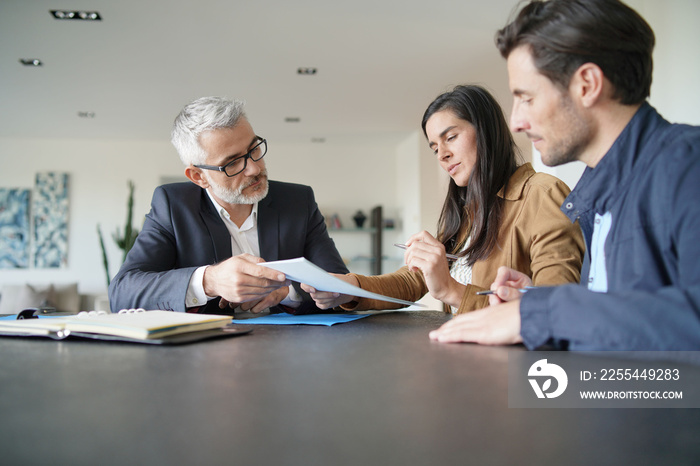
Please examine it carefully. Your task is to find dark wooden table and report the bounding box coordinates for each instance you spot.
[1,311,699,465]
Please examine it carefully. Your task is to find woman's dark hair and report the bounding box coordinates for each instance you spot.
[421,85,520,265]
[496,0,654,105]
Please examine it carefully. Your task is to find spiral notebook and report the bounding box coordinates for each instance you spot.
[0,309,251,345]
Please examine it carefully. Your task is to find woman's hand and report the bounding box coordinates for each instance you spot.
[300,274,360,310]
[488,266,533,305]
[403,231,465,308]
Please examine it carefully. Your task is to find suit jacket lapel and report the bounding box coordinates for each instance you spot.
[258,195,279,261]
[198,189,232,262]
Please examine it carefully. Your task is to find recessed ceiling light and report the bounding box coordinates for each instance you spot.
[297,68,317,75]
[285,117,301,123]
[50,10,102,21]
[19,59,43,66]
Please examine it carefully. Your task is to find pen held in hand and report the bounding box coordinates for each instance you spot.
[393,243,460,260]
[475,287,536,296]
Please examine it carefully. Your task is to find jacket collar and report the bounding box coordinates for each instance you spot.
[198,188,232,262]
[497,162,536,201]
[256,181,279,261]
[561,102,669,221]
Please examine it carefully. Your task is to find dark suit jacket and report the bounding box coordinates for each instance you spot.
[108,180,348,314]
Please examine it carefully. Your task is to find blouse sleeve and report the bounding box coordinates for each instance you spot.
[339,266,428,311]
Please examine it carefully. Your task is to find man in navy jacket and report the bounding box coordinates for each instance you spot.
[109,97,348,315]
[429,0,700,350]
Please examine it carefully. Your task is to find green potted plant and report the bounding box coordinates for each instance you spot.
[97,180,139,286]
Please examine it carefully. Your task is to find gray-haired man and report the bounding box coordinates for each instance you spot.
[109,97,348,314]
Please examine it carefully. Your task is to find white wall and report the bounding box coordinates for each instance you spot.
[640,0,700,126]
[395,131,447,237]
[273,135,407,276]
[272,135,402,225]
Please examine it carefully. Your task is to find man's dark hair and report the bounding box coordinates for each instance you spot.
[496,0,655,105]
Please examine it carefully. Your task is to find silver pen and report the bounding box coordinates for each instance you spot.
[475,287,536,296]
[393,243,460,260]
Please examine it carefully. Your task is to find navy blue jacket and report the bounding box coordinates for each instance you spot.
[109,180,348,314]
[520,103,700,350]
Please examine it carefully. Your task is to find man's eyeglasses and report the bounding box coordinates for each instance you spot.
[194,137,267,177]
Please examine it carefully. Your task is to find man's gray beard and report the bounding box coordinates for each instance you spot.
[206,170,269,204]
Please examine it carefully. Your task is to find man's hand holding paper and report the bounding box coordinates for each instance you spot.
[204,254,291,311]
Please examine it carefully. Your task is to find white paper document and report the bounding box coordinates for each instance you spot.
[260,257,426,308]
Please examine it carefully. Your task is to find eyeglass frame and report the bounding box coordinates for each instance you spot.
[193,136,267,177]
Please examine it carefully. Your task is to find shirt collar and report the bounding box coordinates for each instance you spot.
[205,188,258,231]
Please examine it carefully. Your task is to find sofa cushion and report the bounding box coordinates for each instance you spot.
[0,284,55,315]
[0,283,81,314]
[53,283,80,313]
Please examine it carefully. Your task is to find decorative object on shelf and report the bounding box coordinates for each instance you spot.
[326,205,386,275]
[33,172,69,268]
[383,218,395,229]
[97,180,140,286]
[0,188,31,268]
[352,210,367,228]
[329,213,342,230]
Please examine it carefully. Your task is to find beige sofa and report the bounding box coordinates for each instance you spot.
[0,283,109,314]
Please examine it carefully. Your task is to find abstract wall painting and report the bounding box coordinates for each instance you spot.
[0,189,31,268]
[33,172,70,268]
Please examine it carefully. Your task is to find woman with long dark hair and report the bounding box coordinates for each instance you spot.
[303,85,584,314]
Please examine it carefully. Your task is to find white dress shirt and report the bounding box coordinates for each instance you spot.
[185,190,302,310]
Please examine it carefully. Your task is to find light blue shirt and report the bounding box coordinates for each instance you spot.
[588,212,612,292]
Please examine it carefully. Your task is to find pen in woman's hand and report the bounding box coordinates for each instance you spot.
[475,286,537,296]
[393,243,460,260]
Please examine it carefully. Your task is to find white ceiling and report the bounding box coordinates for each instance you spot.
[0,0,520,143]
